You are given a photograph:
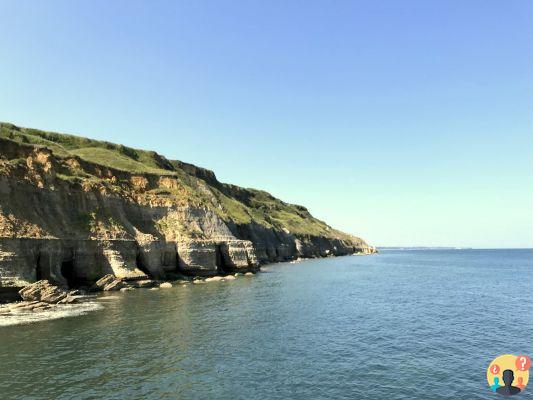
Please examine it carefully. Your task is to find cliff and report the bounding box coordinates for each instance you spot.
[0,122,374,290]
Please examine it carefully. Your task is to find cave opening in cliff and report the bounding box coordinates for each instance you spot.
[36,253,44,281]
[136,253,152,278]
[215,246,231,274]
[60,260,78,288]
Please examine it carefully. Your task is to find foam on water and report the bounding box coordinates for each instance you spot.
[0,301,103,327]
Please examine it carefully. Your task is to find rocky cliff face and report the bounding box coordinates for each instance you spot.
[0,122,374,290]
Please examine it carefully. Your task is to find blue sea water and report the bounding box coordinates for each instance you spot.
[1,249,532,399]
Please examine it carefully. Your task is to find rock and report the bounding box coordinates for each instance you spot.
[102,279,125,291]
[223,275,236,281]
[18,280,69,303]
[244,272,254,276]
[178,241,218,276]
[149,287,159,291]
[90,274,129,292]
[192,279,205,284]
[120,287,134,292]
[204,276,225,283]
[159,282,172,289]
[234,273,243,277]
[92,274,117,291]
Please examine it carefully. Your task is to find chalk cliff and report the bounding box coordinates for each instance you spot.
[0,122,374,290]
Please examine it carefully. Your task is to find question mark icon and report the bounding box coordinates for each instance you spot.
[491,364,500,374]
[515,355,531,371]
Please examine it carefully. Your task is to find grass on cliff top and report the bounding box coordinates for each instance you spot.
[0,122,173,175]
[69,147,172,175]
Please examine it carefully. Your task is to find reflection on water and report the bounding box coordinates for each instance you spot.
[1,250,532,400]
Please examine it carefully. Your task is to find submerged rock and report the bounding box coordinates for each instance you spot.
[130,280,157,289]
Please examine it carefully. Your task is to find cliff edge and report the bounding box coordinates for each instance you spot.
[0,122,375,290]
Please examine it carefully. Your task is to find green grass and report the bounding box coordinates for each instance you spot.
[0,122,173,174]
[70,147,171,174]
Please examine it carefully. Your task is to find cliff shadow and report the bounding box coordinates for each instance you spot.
[215,245,232,274]
[135,252,153,278]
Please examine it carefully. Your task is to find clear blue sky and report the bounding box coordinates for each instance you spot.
[1,1,532,248]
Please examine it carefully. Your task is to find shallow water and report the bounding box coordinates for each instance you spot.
[1,249,532,399]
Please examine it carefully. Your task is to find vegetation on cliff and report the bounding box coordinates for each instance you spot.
[0,122,360,242]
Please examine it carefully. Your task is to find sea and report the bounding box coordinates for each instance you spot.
[1,249,532,399]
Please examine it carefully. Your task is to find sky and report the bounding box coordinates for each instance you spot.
[1,0,532,248]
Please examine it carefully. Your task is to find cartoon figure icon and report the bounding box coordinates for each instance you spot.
[496,370,521,396]
[487,354,530,396]
[491,377,501,392]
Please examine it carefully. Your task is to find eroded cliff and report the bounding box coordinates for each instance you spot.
[0,122,374,290]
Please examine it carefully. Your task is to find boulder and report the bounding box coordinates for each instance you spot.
[159,282,172,289]
[91,274,127,291]
[244,272,254,276]
[92,274,117,291]
[18,280,69,303]
[102,280,125,291]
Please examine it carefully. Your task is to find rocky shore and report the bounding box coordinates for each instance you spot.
[0,122,376,307]
[0,271,260,321]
